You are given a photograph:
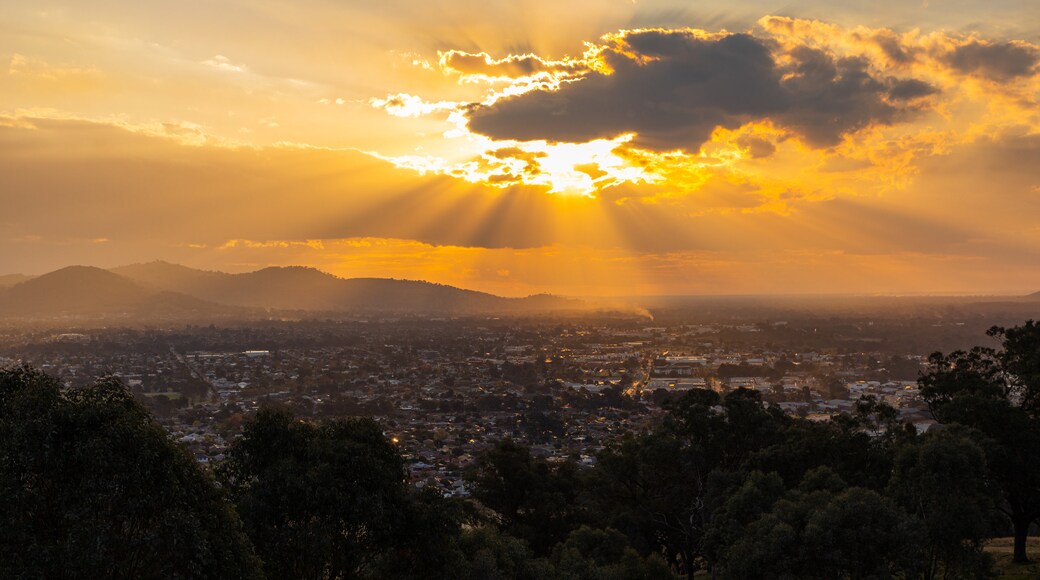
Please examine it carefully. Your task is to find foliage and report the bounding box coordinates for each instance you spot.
[0,366,262,579]
[218,407,455,579]
[448,525,677,580]
[887,427,997,578]
[590,430,705,574]
[549,526,676,580]
[919,321,1040,564]
[717,471,924,579]
[465,438,585,554]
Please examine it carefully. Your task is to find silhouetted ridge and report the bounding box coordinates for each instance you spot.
[0,265,234,318]
[0,266,147,314]
[111,262,581,313]
[0,262,588,319]
[111,260,223,287]
[0,274,33,289]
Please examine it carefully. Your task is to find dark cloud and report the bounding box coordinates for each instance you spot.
[484,147,546,178]
[466,30,935,152]
[487,146,546,161]
[886,78,939,101]
[735,135,776,158]
[468,32,785,151]
[944,41,1039,81]
[869,32,919,65]
[778,47,930,146]
[486,173,518,183]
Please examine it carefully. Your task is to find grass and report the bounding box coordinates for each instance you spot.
[684,538,1040,579]
[986,537,1040,578]
[681,538,1040,578]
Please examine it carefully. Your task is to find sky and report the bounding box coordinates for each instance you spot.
[1,0,1038,296]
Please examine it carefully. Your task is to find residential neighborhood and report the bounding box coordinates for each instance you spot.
[0,314,940,497]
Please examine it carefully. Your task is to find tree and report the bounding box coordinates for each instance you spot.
[848,395,908,441]
[717,468,923,579]
[820,375,849,400]
[744,415,892,492]
[550,526,676,580]
[519,410,566,444]
[0,366,262,579]
[919,321,1040,564]
[218,407,413,579]
[466,439,584,554]
[994,321,1040,418]
[887,428,997,578]
[591,431,704,576]
[589,389,789,578]
[452,526,555,580]
[702,470,787,569]
[801,486,922,579]
[375,488,468,579]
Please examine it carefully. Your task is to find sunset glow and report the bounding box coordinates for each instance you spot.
[2,1,1038,296]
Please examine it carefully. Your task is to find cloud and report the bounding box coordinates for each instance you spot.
[201,55,248,73]
[365,17,1039,205]
[865,30,923,67]
[777,47,936,147]
[3,113,1040,294]
[220,239,326,250]
[369,93,459,117]
[943,40,1039,81]
[464,28,939,152]
[886,78,939,100]
[6,53,104,87]
[0,114,568,258]
[735,135,776,158]
[439,50,585,81]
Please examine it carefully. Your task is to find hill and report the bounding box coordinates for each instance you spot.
[111,261,583,314]
[0,266,234,320]
[109,261,224,292]
[0,266,152,315]
[0,274,33,289]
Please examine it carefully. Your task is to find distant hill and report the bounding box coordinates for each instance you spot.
[110,261,583,314]
[0,262,599,320]
[0,266,235,319]
[113,262,356,311]
[110,261,225,292]
[0,274,33,289]
[0,266,151,315]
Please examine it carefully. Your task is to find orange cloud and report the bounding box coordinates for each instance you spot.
[5,53,105,94]
[438,50,587,83]
[3,82,1040,296]
[465,27,937,151]
[366,17,1037,214]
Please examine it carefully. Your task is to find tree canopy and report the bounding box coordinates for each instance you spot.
[0,366,262,579]
[918,321,1040,564]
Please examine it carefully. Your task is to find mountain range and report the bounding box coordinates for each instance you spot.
[2,262,1038,323]
[0,262,586,320]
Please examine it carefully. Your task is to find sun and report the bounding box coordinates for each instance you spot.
[371,131,664,197]
[502,134,658,196]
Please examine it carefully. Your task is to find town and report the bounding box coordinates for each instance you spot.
[0,312,963,499]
